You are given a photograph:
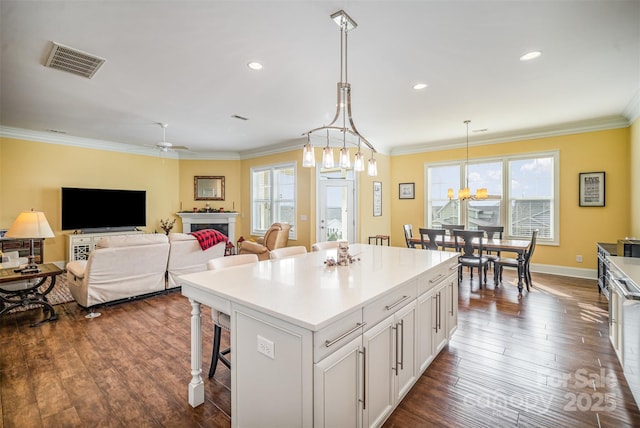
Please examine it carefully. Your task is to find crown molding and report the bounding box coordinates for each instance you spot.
[0,126,241,160]
[390,115,631,156]
[624,88,640,123]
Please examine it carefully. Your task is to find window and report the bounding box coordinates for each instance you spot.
[425,151,558,243]
[251,162,296,238]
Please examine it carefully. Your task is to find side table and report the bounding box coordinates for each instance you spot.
[0,263,64,327]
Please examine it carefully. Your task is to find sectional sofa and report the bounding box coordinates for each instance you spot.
[66,232,225,308]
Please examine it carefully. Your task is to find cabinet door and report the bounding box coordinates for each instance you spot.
[445,272,458,338]
[417,289,435,373]
[432,284,448,355]
[314,335,362,428]
[609,286,624,365]
[394,300,417,401]
[362,315,395,428]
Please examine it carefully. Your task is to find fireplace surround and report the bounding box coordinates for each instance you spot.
[176,212,238,243]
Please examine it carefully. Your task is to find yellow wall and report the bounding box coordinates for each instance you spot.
[391,128,631,270]
[631,116,640,237]
[1,124,633,272]
[177,159,242,233]
[0,137,180,262]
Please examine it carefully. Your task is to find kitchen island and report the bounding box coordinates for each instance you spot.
[179,244,459,427]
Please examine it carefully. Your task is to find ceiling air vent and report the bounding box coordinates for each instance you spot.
[44,42,106,79]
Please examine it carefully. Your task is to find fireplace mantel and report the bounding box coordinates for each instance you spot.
[176,212,239,243]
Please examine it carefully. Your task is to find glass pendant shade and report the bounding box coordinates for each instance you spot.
[323,146,335,168]
[339,147,351,168]
[354,151,365,171]
[302,142,315,167]
[367,157,378,177]
[475,188,488,199]
[459,187,470,200]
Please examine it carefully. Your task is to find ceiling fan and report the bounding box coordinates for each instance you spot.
[148,123,189,152]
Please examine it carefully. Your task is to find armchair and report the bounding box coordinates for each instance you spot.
[238,223,291,261]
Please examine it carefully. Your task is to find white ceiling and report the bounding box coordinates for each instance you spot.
[1,1,639,158]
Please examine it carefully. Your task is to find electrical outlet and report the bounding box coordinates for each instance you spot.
[576,255,583,263]
[257,335,275,359]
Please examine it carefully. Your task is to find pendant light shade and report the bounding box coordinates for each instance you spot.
[448,120,488,201]
[301,10,377,175]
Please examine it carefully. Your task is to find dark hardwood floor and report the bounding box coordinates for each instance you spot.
[2,269,639,427]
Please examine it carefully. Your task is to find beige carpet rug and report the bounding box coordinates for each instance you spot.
[6,271,74,313]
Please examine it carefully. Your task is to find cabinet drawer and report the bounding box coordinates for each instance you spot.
[314,310,363,363]
[72,236,93,244]
[363,279,417,331]
[417,259,458,295]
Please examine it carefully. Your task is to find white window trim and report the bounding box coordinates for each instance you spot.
[250,161,297,240]
[424,150,559,245]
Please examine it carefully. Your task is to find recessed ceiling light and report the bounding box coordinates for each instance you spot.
[247,62,263,70]
[520,50,542,61]
[413,83,428,90]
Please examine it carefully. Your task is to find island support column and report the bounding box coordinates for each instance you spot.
[188,298,205,407]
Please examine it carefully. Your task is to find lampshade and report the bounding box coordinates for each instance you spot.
[5,210,55,239]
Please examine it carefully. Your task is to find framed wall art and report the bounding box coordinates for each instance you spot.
[399,182,415,199]
[373,181,382,216]
[579,171,605,207]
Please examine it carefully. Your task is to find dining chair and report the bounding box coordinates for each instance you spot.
[493,229,538,290]
[442,224,465,237]
[206,253,259,378]
[269,246,308,259]
[418,228,446,251]
[311,241,339,251]
[453,229,490,286]
[403,224,416,248]
[477,225,504,268]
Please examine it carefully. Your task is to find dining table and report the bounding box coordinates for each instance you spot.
[409,235,532,293]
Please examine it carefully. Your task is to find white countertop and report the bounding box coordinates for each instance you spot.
[608,256,640,293]
[179,244,458,331]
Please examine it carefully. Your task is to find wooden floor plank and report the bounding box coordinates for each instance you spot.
[2,268,639,427]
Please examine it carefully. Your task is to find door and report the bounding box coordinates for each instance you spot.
[318,171,356,243]
[362,315,395,428]
[394,301,417,401]
[314,335,363,428]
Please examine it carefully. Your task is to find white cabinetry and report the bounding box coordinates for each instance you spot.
[314,335,363,428]
[609,280,624,365]
[314,300,418,428]
[314,263,457,428]
[417,268,458,373]
[67,231,143,262]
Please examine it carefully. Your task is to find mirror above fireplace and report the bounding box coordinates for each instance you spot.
[194,176,225,201]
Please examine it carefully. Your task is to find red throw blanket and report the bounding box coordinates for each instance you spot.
[189,229,228,251]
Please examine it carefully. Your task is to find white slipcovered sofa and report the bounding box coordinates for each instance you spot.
[66,232,225,308]
[167,232,226,288]
[66,234,170,308]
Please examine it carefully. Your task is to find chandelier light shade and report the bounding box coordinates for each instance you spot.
[5,209,55,272]
[302,10,377,176]
[448,120,488,201]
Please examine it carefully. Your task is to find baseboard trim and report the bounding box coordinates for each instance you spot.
[530,263,597,280]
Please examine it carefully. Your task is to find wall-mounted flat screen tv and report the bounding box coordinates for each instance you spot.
[61,187,146,231]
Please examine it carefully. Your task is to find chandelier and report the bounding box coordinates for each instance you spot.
[448,120,488,201]
[302,10,377,176]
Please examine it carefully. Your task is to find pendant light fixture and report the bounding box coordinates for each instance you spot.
[302,10,377,176]
[448,120,488,201]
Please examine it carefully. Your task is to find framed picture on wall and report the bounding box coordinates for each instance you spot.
[373,181,382,216]
[579,171,605,207]
[399,182,415,199]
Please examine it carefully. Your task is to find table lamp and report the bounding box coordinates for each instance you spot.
[5,209,55,273]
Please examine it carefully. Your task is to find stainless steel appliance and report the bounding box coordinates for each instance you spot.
[608,256,640,409]
[617,239,640,258]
